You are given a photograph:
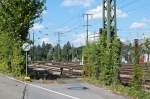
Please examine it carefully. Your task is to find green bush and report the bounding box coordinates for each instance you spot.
[11,41,24,76]
[83,30,121,85]
[131,64,142,90]
[131,40,143,90]
[83,42,98,77]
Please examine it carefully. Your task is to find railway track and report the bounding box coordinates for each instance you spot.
[28,62,83,79]
[28,62,150,91]
[120,64,150,91]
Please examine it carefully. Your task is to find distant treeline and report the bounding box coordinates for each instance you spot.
[30,41,83,62]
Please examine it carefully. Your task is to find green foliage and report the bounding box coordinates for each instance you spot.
[96,31,107,80]
[83,30,121,85]
[62,42,72,62]
[82,31,146,98]
[31,41,83,62]
[0,59,8,73]
[32,42,53,61]
[121,42,132,63]
[0,0,45,76]
[11,41,24,76]
[99,38,121,85]
[83,42,98,77]
[53,44,62,62]
[110,38,121,84]
[98,33,121,85]
[131,64,142,90]
[84,77,150,99]
[47,49,54,61]
[131,40,143,90]
[141,38,150,62]
[0,0,45,40]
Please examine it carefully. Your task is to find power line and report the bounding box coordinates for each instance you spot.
[49,10,85,33]
[52,15,83,35]
[57,32,63,62]
[83,13,93,45]
[89,32,100,41]
[63,24,83,33]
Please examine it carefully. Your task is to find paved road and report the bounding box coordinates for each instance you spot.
[0,75,128,99]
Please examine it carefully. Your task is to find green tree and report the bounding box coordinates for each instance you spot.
[0,0,45,75]
[62,42,72,62]
[131,40,142,90]
[143,38,150,62]
[121,42,132,63]
[53,44,61,62]
[83,30,121,85]
[41,42,53,61]
[47,49,54,61]
[83,42,98,77]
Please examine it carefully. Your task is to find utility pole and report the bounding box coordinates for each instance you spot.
[103,0,117,43]
[71,44,74,62]
[57,32,62,62]
[32,32,35,63]
[94,32,96,41]
[84,14,92,45]
[28,33,30,40]
[58,32,61,47]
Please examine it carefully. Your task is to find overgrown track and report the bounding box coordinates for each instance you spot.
[29,62,150,91]
[28,62,83,78]
[120,64,150,91]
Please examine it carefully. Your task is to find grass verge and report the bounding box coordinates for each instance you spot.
[83,77,150,99]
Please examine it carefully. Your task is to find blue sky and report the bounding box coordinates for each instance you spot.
[30,0,150,47]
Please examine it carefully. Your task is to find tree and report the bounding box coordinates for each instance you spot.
[0,0,45,75]
[47,49,54,61]
[83,30,121,85]
[53,44,61,62]
[62,42,72,62]
[0,0,45,40]
[83,42,97,77]
[131,39,142,90]
[41,42,52,61]
[75,46,83,61]
[121,42,132,64]
[143,38,150,62]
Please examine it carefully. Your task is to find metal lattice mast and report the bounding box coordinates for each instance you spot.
[103,0,117,43]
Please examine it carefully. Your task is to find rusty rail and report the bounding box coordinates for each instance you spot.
[120,64,150,90]
[29,62,150,90]
[28,62,83,76]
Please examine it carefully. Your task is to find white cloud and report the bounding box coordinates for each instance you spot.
[120,38,126,43]
[130,22,147,29]
[62,0,94,7]
[143,18,150,23]
[87,5,128,20]
[71,32,97,47]
[41,37,50,44]
[31,23,45,31]
[71,33,86,47]
[117,9,128,18]
[57,26,71,33]
[87,5,103,19]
